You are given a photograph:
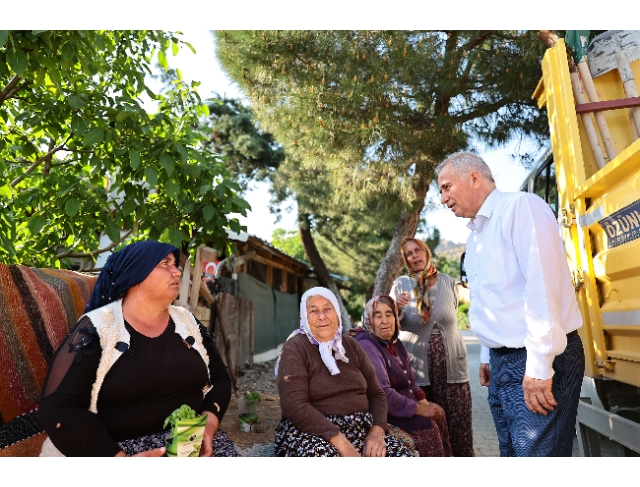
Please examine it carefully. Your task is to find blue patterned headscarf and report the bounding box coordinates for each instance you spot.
[84,240,180,313]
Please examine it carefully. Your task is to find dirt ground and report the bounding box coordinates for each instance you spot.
[219,359,281,450]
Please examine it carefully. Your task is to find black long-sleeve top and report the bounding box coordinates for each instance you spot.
[38,315,231,456]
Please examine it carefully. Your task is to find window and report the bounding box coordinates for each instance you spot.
[272,267,283,291]
[548,163,558,215]
[533,166,548,201]
[530,158,558,217]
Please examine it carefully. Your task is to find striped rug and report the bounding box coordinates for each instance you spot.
[0,264,96,428]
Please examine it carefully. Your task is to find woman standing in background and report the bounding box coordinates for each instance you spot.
[390,237,474,456]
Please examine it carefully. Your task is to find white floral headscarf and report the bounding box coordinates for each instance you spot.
[275,287,349,376]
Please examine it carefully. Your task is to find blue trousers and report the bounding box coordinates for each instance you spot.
[488,334,584,456]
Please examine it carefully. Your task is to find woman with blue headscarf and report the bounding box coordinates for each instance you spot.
[274,287,412,457]
[38,240,237,457]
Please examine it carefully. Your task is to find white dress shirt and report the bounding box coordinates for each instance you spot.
[465,189,582,380]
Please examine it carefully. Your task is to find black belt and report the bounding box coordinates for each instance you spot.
[492,330,579,356]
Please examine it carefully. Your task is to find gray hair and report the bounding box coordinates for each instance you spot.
[435,152,494,182]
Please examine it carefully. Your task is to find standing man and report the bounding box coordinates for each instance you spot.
[436,152,584,457]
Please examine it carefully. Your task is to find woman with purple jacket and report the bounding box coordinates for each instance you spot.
[350,295,452,457]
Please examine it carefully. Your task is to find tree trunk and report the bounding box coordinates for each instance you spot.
[298,210,353,330]
[373,175,431,296]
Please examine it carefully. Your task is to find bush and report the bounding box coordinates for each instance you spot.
[457,302,470,330]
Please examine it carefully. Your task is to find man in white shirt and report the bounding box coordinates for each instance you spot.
[436,152,584,457]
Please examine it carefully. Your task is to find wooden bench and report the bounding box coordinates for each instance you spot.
[0,264,96,456]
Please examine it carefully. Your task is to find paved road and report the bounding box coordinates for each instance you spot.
[461,330,501,457]
[462,329,622,457]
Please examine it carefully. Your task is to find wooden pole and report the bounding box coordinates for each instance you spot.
[215,294,238,393]
[616,46,640,138]
[569,65,607,170]
[540,30,606,169]
[576,62,618,160]
[189,246,204,310]
[176,254,191,308]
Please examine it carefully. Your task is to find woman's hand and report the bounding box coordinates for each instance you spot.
[415,400,444,423]
[115,447,166,457]
[363,425,387,457]
[329,432,360,457]
[395,291,411,308]
[199,410,220,457]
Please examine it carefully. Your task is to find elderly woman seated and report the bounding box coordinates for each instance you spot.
[349,295,452,457]
[274,287,413,457]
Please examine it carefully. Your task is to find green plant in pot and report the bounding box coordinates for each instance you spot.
[238,391,262,432]
[163,405,208,457]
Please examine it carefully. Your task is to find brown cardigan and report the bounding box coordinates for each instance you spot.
[277,333,388,441]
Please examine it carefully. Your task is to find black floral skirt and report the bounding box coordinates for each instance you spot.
[426,333,474,457]
[274,411,413,457]
[117,428,239,457]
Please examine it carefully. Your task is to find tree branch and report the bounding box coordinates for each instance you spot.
[10,133,74,187]
[0,75,33,107]
[460,31,493,54]
[105,35,126,87]
[0,75,21,104]
[56,229,133,260]
[42,139,56,175]
[452,97,512,125]
[5,80,33,99]
[61,147,95,154]
[316,229,377,269]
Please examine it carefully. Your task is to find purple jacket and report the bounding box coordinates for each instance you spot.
[354,331,433,432]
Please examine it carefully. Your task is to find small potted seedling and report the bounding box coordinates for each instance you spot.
[164,405,208,457]
[238,391,262,432]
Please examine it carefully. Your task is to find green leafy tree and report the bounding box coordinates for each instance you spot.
[215,30,550,294]
[0,30,249,266]
[271,228,307,263]
[207,96,285,191]
[206,96,358,325]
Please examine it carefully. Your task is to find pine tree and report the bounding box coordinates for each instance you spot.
[215,30,549,294]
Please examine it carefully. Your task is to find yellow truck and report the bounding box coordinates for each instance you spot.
[525,30,640,456]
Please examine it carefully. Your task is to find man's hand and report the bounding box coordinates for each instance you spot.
[522,375,557,415]
[479,363,490,387]
[363,425,386,457]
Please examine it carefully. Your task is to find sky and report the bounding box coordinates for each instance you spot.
[159,30,543,245]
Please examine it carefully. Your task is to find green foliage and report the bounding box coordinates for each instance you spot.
[271,228,307,262]
[239,391,261,425]
[435,255,460,279]
[239,412,259,424]
[243,391,262,408]
[207,97,285,190]
[215,30,550,293]
[163,404,200,430]
[215,30,548,195]
[0,30,249,266]
[457,301,470,330]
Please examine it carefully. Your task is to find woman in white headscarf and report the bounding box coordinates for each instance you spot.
[274,287,412,457]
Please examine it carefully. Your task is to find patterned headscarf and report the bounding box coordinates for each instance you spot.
[84,240,181,313]
[361,295,400,346]
[275,287,349,376]
[400,237,439,316]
